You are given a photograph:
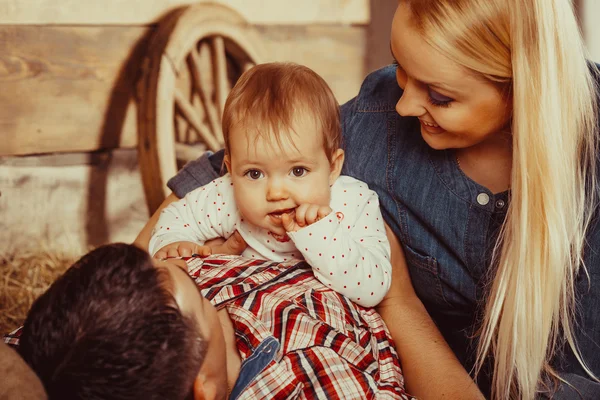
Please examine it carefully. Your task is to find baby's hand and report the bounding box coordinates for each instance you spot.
[154,241,212,260]
[281,204,332,232]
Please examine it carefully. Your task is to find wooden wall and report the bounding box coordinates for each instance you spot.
[581,0,600,63]
[4,0,595,255]
[0,0,399,253]
[0,0,372,157]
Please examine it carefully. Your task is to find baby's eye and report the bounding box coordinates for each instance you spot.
[245,169,263,180]
[291,167,307,177]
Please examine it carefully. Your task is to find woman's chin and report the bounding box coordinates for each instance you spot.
[421,132,450,150]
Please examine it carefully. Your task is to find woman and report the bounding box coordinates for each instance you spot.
[136,0,600,398]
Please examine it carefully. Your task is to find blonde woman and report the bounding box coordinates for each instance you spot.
[137,0,600,398]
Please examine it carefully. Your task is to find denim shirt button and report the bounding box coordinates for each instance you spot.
[477,193,490,206]
[495,199,506,209]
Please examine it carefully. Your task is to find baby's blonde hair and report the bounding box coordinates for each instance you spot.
[222,62,341,161]
[405,0,599,398]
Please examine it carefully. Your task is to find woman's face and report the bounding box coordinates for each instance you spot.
[390,2,511,151]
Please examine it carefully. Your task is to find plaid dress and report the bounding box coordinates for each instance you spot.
[190,255,412,399]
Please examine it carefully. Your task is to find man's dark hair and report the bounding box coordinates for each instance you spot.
[18,243,206,400]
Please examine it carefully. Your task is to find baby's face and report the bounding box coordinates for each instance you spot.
[225,113,338,236]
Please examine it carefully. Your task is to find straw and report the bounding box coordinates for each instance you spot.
[0,249,79,334]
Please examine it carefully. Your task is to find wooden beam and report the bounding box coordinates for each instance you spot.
[0,25,151,156]
[581,0,600,63]
[0,0,370,25]
[0,24,365,156]
[259,25,366,105]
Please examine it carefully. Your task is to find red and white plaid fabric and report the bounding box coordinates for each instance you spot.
[5,255,414,399]
[189,255,413,399]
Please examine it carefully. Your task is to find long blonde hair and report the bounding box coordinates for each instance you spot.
[406,0,599,398]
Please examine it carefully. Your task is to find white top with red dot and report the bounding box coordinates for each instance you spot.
[149,174,392,307]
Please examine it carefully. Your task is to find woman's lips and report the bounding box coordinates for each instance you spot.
[419,119,445,134]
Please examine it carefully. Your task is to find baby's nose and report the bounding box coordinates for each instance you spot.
[266,180,289,201]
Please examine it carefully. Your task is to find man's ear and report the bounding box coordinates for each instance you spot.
[328,149,345,185]
[193,374,216,400]
[223,154,231,174]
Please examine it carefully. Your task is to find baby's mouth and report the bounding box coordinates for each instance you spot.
[269,208,295,222]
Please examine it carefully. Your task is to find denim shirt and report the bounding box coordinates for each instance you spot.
[168,65,600,399]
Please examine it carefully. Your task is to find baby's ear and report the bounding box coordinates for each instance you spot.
[329,149,345,185]
[223,154,232,174]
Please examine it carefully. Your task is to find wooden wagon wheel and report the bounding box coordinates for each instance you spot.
[138,3,263,215]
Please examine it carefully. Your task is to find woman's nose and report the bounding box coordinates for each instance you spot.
[395,80,427,117]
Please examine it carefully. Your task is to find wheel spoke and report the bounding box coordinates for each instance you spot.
[242,61,255,72]
[174,88,221,151]
[186,52,208,144]
[212,35,230,121]
[189,45,224,147]
[175,142,207,164]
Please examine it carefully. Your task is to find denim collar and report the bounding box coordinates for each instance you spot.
[429,143,510,214]
[229,336,279,399]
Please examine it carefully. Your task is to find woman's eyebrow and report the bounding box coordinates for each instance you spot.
[389,41,460,94]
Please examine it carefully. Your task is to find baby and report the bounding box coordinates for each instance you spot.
[149,62,391,307]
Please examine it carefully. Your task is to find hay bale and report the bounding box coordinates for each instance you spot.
[0,249,79,334]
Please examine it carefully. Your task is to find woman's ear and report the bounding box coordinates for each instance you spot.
[329,149,345,185]
[223,154,231,174]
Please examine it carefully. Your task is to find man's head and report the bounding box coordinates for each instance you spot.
[222,62,345,236]
[18,243,227,400]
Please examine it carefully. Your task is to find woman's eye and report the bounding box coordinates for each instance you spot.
[427,88,454,107]
[291,167,307,177]
[245,170,263,180]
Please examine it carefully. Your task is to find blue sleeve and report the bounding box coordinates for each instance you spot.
[167,150,225,198]
[543,209,600,399]
[538,373,599,399]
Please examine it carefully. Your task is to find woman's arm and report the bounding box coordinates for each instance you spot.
[377,223,484,399]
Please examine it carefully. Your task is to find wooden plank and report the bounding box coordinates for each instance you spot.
[259,25,366,104]
[0,0,369,25]
[582,0,600,63]
[0,24,365,156]
[0,26,150,156]
[0,149,148,253]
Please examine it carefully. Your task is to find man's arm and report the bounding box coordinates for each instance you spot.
[377,223,485,399]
